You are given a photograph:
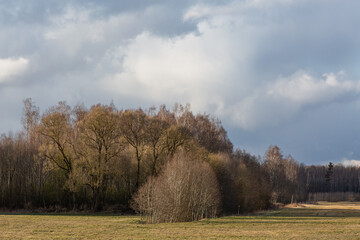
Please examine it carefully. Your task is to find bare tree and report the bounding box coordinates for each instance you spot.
[76,104,123,210]
[164,125,192,157]
[132,152,220,223]
[264,146,301,204]
[264,145,285,203]
[38,101,78,208]
[145,116,169,175]
[283,155,299,203]
[22,98,40,145]
[38,102,74,174]
[119,109,148,189]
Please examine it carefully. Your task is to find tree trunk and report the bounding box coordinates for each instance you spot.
[136,148,141,189]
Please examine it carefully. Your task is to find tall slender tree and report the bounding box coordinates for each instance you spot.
[119,109,148,189]
[77,104,123,210]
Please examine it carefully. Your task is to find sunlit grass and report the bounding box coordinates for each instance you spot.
[1,202,360,239]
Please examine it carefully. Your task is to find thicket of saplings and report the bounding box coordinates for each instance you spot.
[1,99,360,223]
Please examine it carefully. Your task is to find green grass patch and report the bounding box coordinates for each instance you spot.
[2,202,360,239]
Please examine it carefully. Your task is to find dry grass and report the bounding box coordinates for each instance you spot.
[2,202,360,239]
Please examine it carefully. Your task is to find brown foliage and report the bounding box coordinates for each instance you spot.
[119,109,148,189]
[1,101,241,212]
[76,104,122,210]
[209,151,271,213]
[38,101,74,174]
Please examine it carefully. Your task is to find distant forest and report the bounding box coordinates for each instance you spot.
[1,99,360,221]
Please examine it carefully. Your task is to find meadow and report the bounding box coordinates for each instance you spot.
[1,202,360,239]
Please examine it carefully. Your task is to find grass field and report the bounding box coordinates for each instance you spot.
[2,202,360,239]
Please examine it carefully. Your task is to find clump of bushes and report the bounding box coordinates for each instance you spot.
[132,153,220,223]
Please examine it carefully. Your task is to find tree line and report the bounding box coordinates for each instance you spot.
[1,99,360,222]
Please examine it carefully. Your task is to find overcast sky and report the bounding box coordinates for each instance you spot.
[1,0,360,165]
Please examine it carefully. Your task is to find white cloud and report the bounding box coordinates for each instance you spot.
[43,6,143,57]
[2,0,360,164]
[268,70,358,104]
[102,20,250,113]
[0,57,29,83]
[88,2,360,131]
[228,70,360,130]
[341,158,360,167]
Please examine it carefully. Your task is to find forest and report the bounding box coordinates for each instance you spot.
[1,99,360,222]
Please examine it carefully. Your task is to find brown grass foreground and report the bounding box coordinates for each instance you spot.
[1,201,360,239]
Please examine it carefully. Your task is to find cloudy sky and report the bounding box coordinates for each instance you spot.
[1,0,360,165]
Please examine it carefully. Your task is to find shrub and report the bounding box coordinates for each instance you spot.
[131,152,220,223]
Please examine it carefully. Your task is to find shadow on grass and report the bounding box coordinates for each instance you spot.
[0,212,135,217]
[252,208,360,218]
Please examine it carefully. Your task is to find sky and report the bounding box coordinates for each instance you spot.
[1,0,360,165]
